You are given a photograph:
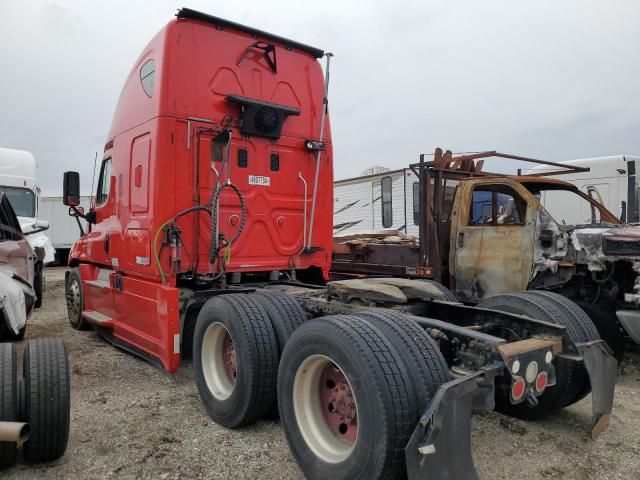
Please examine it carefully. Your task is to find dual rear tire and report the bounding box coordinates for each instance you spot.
[192,291,309,428]
[192,292,450,480]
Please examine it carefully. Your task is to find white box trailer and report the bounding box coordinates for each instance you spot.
[334,168,420,237]
[39,194,91,264]
[529,155,640,225]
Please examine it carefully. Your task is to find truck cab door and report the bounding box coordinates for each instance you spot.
[450,180,537,301]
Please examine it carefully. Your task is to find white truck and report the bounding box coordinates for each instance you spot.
[0,148,55,264]
[39,194,90,265]
[529,155,640,225]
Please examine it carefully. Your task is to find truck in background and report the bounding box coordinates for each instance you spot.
[0,148,55,265]
[39,194,90,265]
[529,155,640,225]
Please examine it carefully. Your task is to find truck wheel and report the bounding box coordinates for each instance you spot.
[575,301,625,363]
[421,279,458,302]
[526,291,605,403]
[251,291,307,352]
[478,292,594,418]
[354,310,451,416]
[34,262,43,309]
[22,338,71,463]
[66,268,88,330]
[193,294,278,428]
[0,343,17,470]
[278,315,415,480]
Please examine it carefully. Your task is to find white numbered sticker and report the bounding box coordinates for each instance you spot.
[248,175,271,186]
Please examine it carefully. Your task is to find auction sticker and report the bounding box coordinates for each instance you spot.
[248,175,271,186]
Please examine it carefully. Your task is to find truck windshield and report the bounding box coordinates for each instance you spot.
[531,186,604,225]
[0,186,35,217]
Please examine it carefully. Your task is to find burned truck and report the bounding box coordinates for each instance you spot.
[333,149,640,360]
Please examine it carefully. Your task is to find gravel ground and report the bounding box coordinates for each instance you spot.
[5,267,640,479]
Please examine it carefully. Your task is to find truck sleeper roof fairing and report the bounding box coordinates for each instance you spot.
[176,8,325,58]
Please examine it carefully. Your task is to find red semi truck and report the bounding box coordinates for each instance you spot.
[62,9,617,479]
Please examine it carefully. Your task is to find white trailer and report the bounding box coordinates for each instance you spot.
[39,194,90,264]
[529,155,640,225]
[334,168,420,236]
[0,148,54,264]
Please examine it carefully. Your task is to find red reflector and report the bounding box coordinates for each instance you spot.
[511,377,526,402]
[535,371,548,393]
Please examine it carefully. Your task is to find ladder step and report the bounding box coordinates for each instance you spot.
[83,310,113,324]
[85,279,111,289]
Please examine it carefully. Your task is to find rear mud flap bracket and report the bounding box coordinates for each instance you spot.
[405,366,500,480]
[576,340,618,440]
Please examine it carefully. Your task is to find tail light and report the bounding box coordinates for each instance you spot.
[535,371,548,393]
[511,377,526,402]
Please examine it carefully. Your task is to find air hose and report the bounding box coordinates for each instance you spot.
[153,205,212,285]
[209,182,246,264]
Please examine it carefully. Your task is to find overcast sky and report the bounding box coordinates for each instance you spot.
[1,0,639,193]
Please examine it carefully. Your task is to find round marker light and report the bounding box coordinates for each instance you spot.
[511,377,526,402]
[535,371,548,393]
[545,351,553,364]
[525,361,539,383]
[512,360,520,375]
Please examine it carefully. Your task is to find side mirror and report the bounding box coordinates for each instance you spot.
[63,171,81,206]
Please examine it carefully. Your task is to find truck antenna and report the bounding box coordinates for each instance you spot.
[90,151,98,204]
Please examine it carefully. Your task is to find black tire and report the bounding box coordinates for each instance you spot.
[0,324,26,342]
[34,262,44,309]
[478,292,593,419]
[527,291,604,402]
[193,294,278,428]
[0,343,17,470]
[66,268,88,330]
[354,310,451,417]
[251,291,307,353]
[278,315,416,480]
[575,301,625,363]
[421,279,458,302]
[22,338,71,463]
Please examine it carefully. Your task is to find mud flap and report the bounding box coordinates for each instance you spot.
[576,340,618,440]
[405,366,500,480]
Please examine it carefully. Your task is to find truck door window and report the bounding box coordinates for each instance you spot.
[95,158,112,206]
[381,176,393,228]
[469,186,526,226]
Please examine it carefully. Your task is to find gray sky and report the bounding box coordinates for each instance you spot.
[1,0,639,193]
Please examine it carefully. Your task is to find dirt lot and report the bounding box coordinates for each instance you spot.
[5,267,640,479]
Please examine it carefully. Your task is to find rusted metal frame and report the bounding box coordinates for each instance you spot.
[411,149,590,178]
[419,301,579,355]
[418,154,428,269]
[492,152,590,173]
[432,168,444,281]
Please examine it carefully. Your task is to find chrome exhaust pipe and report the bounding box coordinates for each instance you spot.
[0,421,31,443]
